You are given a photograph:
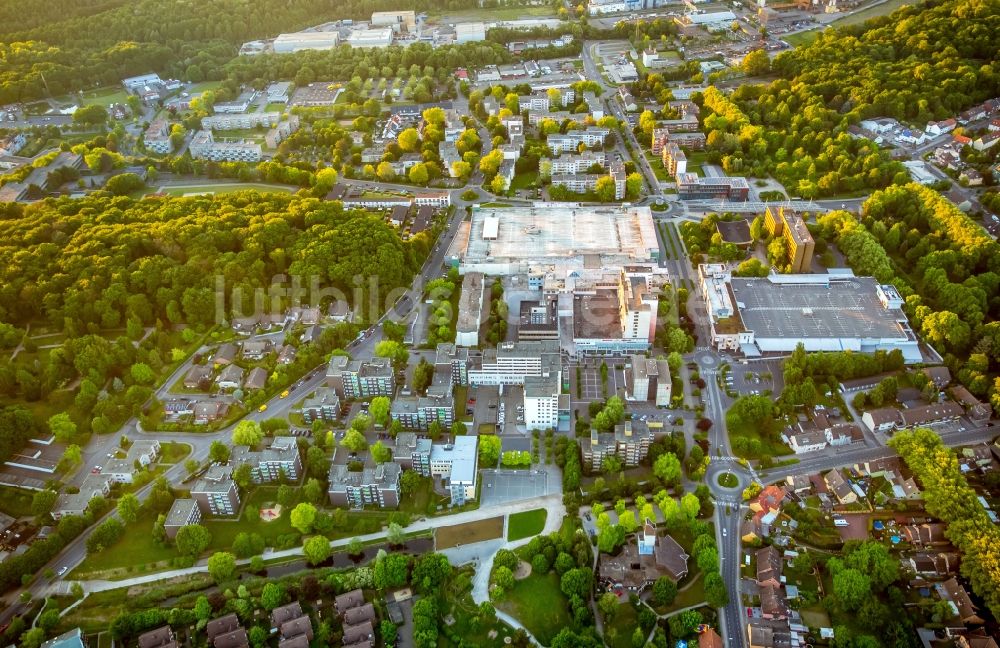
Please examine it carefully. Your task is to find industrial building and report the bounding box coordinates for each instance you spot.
[274,31,340,52]
[699,265,922,361]
[347,27,395,48]
[452,204,659,275]
[371,10,416,32]
[676,173,749,200]
[455,22,487,42]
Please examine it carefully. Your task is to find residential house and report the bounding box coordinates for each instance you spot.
[824,469,857,504]
[213,343,238,367]
[335,589,366,614]
[908,550,961,577]
[950,385,993,426]
[193,400,230,425]
[922,366,952,388]
[216,365,245,390]
[241,339,273,360]
[901,522,948,546]
[785,474,812,495]
[756,546,783,589]
[244,367,268,391]
[138,626,178,648]
[940,577,984,625]
[206,614,247,648]
[184,365,213,390]
[862,407,900,433]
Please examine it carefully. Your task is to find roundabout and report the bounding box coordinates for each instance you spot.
[705,459,754,500]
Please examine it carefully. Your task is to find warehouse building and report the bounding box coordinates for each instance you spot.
[699,265,922,361]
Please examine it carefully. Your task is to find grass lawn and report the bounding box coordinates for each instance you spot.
[187,81,224,94]
[783,30,819,47]
[829,0,917,27]
[71,508,179,579]
[717,472,738,488]
[685,151,710,176]
[436,516,504,549]
[55,86,131,108]
[496,572,572,646]
[0,486,36,518]
[510,171,539,191]
[439,566,516,648]
[264,103,289,113]
[604,600,640,648]
[726,409,792,460]
[507,509,547,541]
[158,441,191,464]
[480,202,512,208]
[644,151,669,181]
[156,183,296,197]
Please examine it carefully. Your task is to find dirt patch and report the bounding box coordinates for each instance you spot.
[514,559,532,580]
[435,516,505,549]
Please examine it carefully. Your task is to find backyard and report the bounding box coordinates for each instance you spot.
[496,572,573,646]
[507,509,548,542]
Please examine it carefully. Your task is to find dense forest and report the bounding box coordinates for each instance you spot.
[772,0,1000,123]
[0,0,488,103]
[697,0,1000,196]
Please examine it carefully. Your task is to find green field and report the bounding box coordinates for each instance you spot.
[510,171,539,192]
[496,572,573,646]
[158,442,192,464]
[507,509,548,541]
[72,509,179,579]
[784,0,918,47]
[156,183,297,197]
[603,599,641,648]
[55,86,131,109]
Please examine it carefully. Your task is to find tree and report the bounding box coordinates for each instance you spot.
[106,173,146,196]
[479,149,504,177]
[595,176,617,202]
[653,453,682,485]
[398,127,421,152]
[117,493,140,524]
[413,358,435,394]
[290,502,318,534]
[174,524,212,557]
[377,161,396,182]
[704,571,729,607]
[73,104,108,126]
[371,441,392,464]
[412,553,452,592]
[209,440,230,463]
[668,609,701,638]
[479,434,501,466]
[619,510,638,534]
[833,568,871,611]
[232,420,263,447]
[560,568,593,599]
[31,489,57,517]
[598,591,619,622]
[232,462,253,489]
[845,541,898,592]
[625,172,643,199]
[681,492,701,520]
[741,49,771,76]
[341,428,368,453]
[374,551,410,589]
[451,160,472,179]
[375,340,409,370]
[651,576,678,606]
[207,551,237,582]
[368,395,392,426]
[490,174,508,194]
[493,565,515,592]
[48,412,76,442]
[233,532,265,558]
[259,582,286,610]
[303,535,331,565]
[408,163,430,185]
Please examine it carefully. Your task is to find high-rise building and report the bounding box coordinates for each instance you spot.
[764,206,815,273]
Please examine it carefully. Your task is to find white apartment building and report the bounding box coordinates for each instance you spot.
[524,374,560,430]
[189,131,262,162]
[143,120,172,154]
[547,127,610,154]
[551,174,600,193]
[202,112,280,131]
[546,152,606,175]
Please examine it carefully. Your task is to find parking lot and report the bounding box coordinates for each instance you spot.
[480,469,550,506]
[576,359,628,401]
[726,358,784,396]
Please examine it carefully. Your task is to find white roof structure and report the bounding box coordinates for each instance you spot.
[458,204,659,275]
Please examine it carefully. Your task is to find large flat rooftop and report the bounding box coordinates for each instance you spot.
[730,275,907,341]
[460,204,658,269]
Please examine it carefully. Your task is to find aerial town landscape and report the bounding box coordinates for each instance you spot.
[0,0,998,647]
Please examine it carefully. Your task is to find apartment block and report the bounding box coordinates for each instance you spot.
[301,388,341,424]
[627,355,672,406]
[545,151,606,175]
[328,463,401,508]
[231,436,301,483]
[764,206,814,273]
[579,421,653,471]
[326,356,395,400]
[468,341,562,386]
[188,131,261,162]
[546,127,610,154]
[191,464,241,516]
[143,119,172,154]
[201,112,280,131]
[163,498,201,539]
[430,436,478,505]
[435,343,470,386]
[661,142,687,177]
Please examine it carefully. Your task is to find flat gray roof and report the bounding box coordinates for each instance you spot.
[730,276,907,341]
